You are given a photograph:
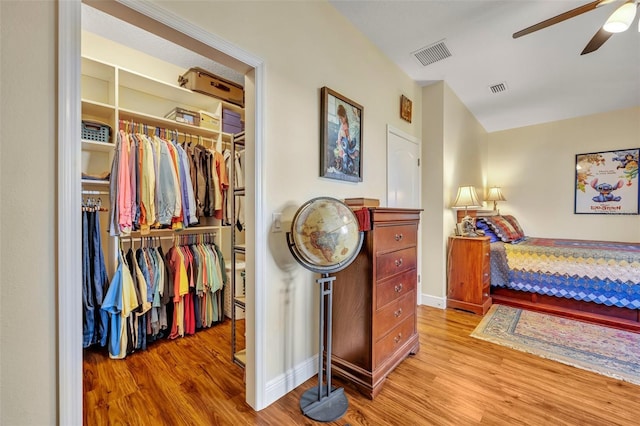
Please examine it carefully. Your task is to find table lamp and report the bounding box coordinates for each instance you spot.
[486,186,506,212]
[452,186,482,236]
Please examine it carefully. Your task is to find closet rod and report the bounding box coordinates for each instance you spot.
[82,190,109,195]
[120,234,217,243]
[127,226,219,239]
[118,119,219,145]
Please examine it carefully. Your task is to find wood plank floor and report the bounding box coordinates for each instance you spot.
[83,306,640,425]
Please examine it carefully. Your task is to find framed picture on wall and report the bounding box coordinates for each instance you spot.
[575,148,639,214]
[400,95,412,123]
[320,86,363,183]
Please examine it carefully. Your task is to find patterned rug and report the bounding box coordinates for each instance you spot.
[471,304,640,386]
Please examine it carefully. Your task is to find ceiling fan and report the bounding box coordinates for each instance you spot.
[513,0,639,55]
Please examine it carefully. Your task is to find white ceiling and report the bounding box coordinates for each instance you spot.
[329,0,640,132]
[84,1,639,133]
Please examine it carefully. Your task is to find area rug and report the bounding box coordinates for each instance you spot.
[471,304,640,386]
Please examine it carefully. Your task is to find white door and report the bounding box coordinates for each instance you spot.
[387,126,420,208]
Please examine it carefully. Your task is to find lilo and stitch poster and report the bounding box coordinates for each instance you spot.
[575,148,639,214]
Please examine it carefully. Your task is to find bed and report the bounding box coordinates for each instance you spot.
[475,214,640,332]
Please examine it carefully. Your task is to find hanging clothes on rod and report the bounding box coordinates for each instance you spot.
[100,233,226,360]
[82,199,110,349]
[109,120,228,237]
[165,233,227,339]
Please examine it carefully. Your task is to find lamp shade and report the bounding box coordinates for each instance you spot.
[603,1,637,33]
[452,186,482,209]
[486,187,506,202]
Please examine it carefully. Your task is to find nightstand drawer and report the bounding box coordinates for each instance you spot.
[376,269,417,310]
[374,224,417,253]
[374,291,415,341]
[373,315,415,368]
[376,247,416,280]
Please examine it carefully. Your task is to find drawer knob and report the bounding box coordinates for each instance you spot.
[394,333,403,344]
[395,258,403,267]
[395,233,404,241]
[394,283,403,293]
[394,308,403,318]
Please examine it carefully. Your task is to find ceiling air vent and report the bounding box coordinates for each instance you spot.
[489,82,508,94]
[412,40,452,67]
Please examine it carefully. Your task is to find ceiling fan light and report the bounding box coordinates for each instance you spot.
[603,2,637,33]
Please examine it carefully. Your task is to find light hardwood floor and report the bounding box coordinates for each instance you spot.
[83,305,640,425]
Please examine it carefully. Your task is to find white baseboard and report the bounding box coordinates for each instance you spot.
[264,354,318,408]
[420,293,446,309]
[263,294,446,407]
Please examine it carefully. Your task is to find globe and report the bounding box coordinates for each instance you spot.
[288,197,362,273]
[286,196,364,421]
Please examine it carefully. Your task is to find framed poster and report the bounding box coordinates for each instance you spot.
[320,86,363,182]
[575,148,639,214]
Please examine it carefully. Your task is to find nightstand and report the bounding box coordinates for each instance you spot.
[447,236,492,315]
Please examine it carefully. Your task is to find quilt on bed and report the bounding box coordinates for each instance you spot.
[490,237,640,309]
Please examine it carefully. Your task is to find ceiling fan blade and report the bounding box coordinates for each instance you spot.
[513,0,607,38]
[581,27,614,54]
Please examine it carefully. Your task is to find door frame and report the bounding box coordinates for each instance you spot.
[58,1,267,423]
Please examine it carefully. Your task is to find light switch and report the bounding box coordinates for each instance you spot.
[272,212,282,232]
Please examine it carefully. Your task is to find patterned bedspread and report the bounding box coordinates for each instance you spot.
[490,237,640,309]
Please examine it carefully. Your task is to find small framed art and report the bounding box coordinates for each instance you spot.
[320,86,363,182]
[400,95,412,123]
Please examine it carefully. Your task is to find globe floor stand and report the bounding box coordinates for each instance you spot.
[299,274,348,422]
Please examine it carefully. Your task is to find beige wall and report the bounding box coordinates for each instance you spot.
[0,1,58,424]
[2,0,635,423]
[1,0,422,422]
[489,107,640,242]
[421,82,487,305]
[148,0,423,388]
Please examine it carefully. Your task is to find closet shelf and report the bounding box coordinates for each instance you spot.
[119,109,221,140]
[234,349,246,367]
[82,56,116,82]
[119,68,219,112]
[82,139,114,152]
[234,188,246,196]
[234,296,245,309]
[82,99,116,117]
[234,244,246,254]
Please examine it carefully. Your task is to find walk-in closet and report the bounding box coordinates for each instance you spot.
[80,4,251,421]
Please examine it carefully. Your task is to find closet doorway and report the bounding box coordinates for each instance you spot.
[58,1,267,423]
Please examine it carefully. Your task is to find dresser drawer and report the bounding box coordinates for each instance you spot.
[376,246,416,280]
[374,224,417,254]
[376,269,417,310]
[374,291,415,341]
[373,315,415,368]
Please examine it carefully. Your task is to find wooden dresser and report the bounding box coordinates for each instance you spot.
[330,208,421,399]
[447,236,492,315]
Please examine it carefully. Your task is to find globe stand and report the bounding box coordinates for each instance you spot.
[285,196,365,423]
[298,273,348,422]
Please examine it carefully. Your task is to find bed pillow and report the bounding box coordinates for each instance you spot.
[481,216,521,243]
[502,215,525,239]
[475,219,500,242]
